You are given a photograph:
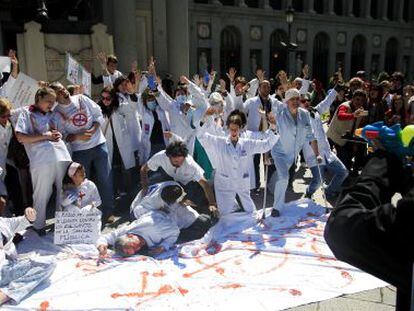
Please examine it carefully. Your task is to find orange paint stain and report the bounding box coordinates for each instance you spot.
[178,287,189,295]
[152,270,166,277]
[259,249,290,274]
[183,255,242,278]
[111,284,175,299]
[220,283,243,289]
[289,288,302,296]
[39,300,49,311]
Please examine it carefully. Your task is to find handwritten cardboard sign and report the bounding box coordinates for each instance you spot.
[7,73,39,108]
[54,210,101,245]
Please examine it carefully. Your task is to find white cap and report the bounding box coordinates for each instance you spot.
[284,88,301,103]
[209,92,224,106]
[68,162,81,178]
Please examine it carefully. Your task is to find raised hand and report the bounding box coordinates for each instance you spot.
[256,68,266,82]
[302,64,310,79]
[148,56,156,75]
[226,67,237,82]
[96,52,107,65]
[179,75,189,85]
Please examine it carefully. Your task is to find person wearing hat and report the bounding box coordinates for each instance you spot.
[131,181,213,242]
[270,88,322,217]
[97,209,180,257]
[299,86,348,200]
[0,207,56,306]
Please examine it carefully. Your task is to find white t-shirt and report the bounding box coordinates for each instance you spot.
[61,178,102,209]
[131,181,199,229]
[54,95,106,152]
[15,107,71,168]
[147,150,204,185]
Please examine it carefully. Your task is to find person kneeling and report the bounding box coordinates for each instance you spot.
[131,181,213,243]
[97,210,179,257]
[0,208,56,306]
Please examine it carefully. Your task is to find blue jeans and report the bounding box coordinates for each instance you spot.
[72,143,114,218]
[0,258,56,304]
[306,158,348,197]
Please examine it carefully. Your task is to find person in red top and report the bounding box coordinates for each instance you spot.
[327,89,368,175]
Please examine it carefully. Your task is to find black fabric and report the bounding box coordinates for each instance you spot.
[150,111,164,145]
[324,151,414,310]
[8,125,29,169]
[178,214,212,243]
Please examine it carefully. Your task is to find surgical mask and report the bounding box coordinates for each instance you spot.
[176,95,187,105]
[147,100,157,111]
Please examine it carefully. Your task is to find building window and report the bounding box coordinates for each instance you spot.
[292,0,304,12]
[385,38,399,73]
[334,0,343,16]
[245,0,259,8]
[314,0,324,14]
[269,29,288,78]
[351,35,367,76]
[352,0,361,17]
[312,32,330,84]
[370,0,379,19]
[387,0,394,20]
[220,26,242,74]
[269,0,282,10]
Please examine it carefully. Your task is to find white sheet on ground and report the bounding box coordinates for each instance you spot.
[4,199,387,310]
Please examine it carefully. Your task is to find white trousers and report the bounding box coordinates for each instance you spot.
[215,189,255,216]
[31,161,70,229]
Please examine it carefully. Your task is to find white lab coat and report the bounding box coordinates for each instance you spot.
[0,75,16,98]
[116,93,142,153]
[302,89,338,168]
[243,95,281,132]
[102,70,123,88]
[156,81,208,155]
[0,216,31,270]
[197,129,278,215]
[137,102,171,165]
[101,106,136,170]
[96,210,180,250]
[130,181,199,229]
[229,78,259,111]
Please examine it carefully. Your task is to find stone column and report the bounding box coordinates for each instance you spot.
[325,0,335,15]
[260,0,271,9]
[380,0,388,20]
[305,0,315,13]
[211,16,221,75]
[237,0,247,7]
[363,0,372,18]
[166,0,190,79]
[23,22,47,81]
[347,0,354,16]
[396,0,404,22]
[152,0,169,75]
[91,23,114,74]
[112,0,137,73]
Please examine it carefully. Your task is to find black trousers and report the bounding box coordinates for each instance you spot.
[178,214,213,243]
[324,152,414,310]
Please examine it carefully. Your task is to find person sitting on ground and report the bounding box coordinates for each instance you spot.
[0,207,56,306]
[131,181,213,243]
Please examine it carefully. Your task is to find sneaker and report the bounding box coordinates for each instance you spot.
[270,209,280,217]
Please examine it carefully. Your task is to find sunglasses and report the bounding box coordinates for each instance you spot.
[101,96,112,101]
[300,99,309,103]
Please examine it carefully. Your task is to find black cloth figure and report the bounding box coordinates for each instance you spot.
[324,151,414,310]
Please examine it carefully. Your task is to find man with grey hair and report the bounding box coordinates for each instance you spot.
[270,88,322,217]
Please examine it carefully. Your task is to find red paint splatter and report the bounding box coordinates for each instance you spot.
[183,255,242,278]
[39,301,49,311]
[152,270,166,277]
[289,288,302,296]
[220,283,243,289]
[111,284,175,299]
[178,287,189,295]
[259,249,290,274]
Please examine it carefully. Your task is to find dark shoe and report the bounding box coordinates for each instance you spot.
[270,209,280,217]
[303,192,312,199]
[12,233,24,244]
[31,227,46,236]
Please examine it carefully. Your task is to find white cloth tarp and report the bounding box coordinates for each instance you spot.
[4,199,386,310]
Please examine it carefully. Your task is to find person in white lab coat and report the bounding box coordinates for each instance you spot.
[50,82,114,223]
[300,88,348,199]
[270,88,322,217]
[97,209,180,257]
[0,50,18,98]
[0,98,13,213]
[0,208,56,306]
[130,181,212,242]
[15,87,71,232]
[155,75,208,156]
[197,111,278,216]
[226,67,261,111]
[97,86,135,196]
[140,141,218,216]
[60,162,102,230]
[96,52,123,88]
[138,88,171,164]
